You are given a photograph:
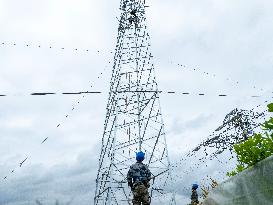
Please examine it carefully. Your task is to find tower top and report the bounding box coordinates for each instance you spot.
[120,0,146,11]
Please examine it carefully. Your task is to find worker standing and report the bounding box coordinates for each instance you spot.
[127,151,152,205]
[191,183,199,205]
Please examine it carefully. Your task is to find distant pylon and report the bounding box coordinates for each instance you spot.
[94,0,175,204]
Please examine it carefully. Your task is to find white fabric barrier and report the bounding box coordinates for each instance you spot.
[202,156,273,205]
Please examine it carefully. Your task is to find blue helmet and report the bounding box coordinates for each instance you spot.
[192,183,199,190]
[136,151,145,161]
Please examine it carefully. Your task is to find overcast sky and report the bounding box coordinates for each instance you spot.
[0,0,272,204]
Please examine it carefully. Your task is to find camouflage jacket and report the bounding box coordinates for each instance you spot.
[191,189,199,203]
[127,162,152,185]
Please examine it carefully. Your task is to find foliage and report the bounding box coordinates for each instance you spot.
[227,103,273,177]
[267,103,273,112]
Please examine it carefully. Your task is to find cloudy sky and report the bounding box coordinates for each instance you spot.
[0,0,272,204]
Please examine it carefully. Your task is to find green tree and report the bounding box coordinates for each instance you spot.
[227,103,273,177]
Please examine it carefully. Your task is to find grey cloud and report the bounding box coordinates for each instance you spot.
[0,147,100,205]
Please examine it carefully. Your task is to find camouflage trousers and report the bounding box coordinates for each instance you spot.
[132,184,150,205]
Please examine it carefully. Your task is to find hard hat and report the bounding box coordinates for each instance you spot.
[136,151,145,161]
[192,184,199,189]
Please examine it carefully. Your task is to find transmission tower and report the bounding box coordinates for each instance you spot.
[94,0,175,204]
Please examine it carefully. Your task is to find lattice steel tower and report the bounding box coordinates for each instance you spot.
[94,0,175,204]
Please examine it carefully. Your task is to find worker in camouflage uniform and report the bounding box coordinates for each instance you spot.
[127,151,152,205]
[191,183,199,205]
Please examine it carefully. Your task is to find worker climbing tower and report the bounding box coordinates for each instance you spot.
[94,0,175,204]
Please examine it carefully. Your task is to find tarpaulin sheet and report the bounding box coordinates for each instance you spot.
[202,155,273,205]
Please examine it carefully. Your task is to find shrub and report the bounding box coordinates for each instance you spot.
[227,103,273,177]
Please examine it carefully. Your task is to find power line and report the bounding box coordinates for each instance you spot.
[1,41,269,102]
[1,41,268,94]
[1,66,108,181]
[0,41,113,55]
[0,91,265,98]
[171,61,266,92]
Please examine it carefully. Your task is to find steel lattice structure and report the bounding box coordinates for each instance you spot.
[188,108,265,159]
[94,0,175,204]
